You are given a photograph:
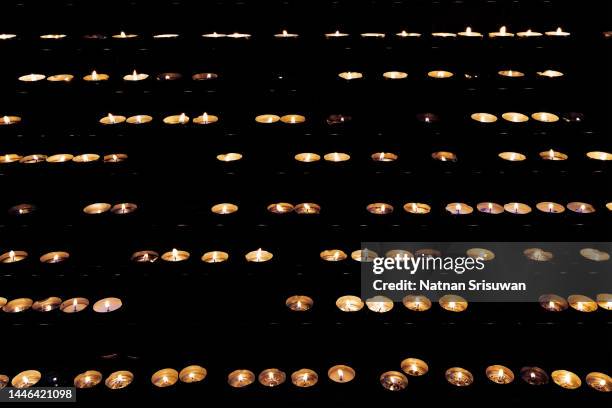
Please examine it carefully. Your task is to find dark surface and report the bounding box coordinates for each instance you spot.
[0,0,610,405]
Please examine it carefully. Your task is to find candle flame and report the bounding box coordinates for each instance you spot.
[548,149,555,159]
[91,70,98,80]
[120,31,127,38]
[105,300,110,309]
[108,113,116,124]
[338,369,344,381]
[172,248,179,260]
[488,202,493,212]
[530,371,536,379]
[202,112,209,123]
[22,376,29,384]
[449,301,456,309]
[52,254,59,262]
[380,204,386,213]
[3,115,10,124]
[9,250,15,261]
[457,371,463,379]
[276,204,283,212]
[179,113,186,123]
[500,26,507,34]
[466,26,472,33]
[282,30,288,36]
[84,376,91,383]
[564,373,572,384]
[333,251,340,261]
[498,369,504,379]
[548,203,554,212]
[112,154,118,161]
[549,300,555,309]
[121,203,127,212]
[455,203,461,213]
[256,248,262,261]
[296,300,302,309]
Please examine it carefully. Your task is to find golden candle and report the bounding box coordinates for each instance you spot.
[255,114,280,124]
[83,203,111,214]
[18,73,45,82]
[105,371,134,389]
[294,202,321,214]
[350,249,378,262]
[320,249,347,261]
[596,293,612,310]
[403,202,431,214]
[328,365,355,383]
[551,370,581,389]
[545,27,570,37]
[113,31,138,39]
[294,152,321,162]
[338,71,363,80]
[517,29,543,38]
[402,295,432,312]
[291,369,318,387]
[193,112,219,124]
[83,70,109,81]
[280,114,306,124]
[267,202,294,214]
[274,30,298,38]
[540,149,567,160]
[502,112,529,122]
[0,33,16,40]
[532,112,559,122]
[432,32,456,38]
[9,204,36,215]
[587,151,612,161]
[73,153,100,163]
[498,70,525,78]
[157,72,182,81]
[20,154,47,164]
[366,296,394,313]
[192,72,219,80]
[245,248,273,262]
[60,297,89,313]
[361,32,385,38]
[445,202,473,215]
[380,371,408,391]
[458,27,482,37]
[227,33,251,39]
[151,368,179,388]
[439,294,468,312]
[325,30,349,38]
[539,294,568,312]
[161,248,190,262]
[131,250,159,263]
[40,251,69,264]
[163,113,189,125]
[258,369,286,387]
[154,33,179,39]
[179,365,207,383]
[104,153,128,163]
[1,115,21,125]
[3,298,33,313]
[99,113,126,125]
[498,152,527,161]
[127,115,153,125]
[201,251,229,263]
[520,367,549,385]
[580,248,610,262]
[428,70,453,79]
[566,202,595,214]
[0,250,28,263]
[47,74,74,82]
[123,70,148,81]
[367,202,394,215]
[228,370,255,388]
[445,367,474,386]
[401,358,429,376]
[371,152,398,162]
[211,203,238,215]
[476,202,504,214]
[489,26,514,37]
[32,297,62,312]
[536,201,565,213]
[471,112,498,123]
[336,295,364,312]
[324,152,350,162]
[432,151,457,162]
[286,295,313,311]
[202,32,226,38]
[11,370,41,388]
[586,372,612,392]
[217,153,242,162]
[537,70,564,78]
[523,248,553,262]
[568,294,598,312]
[466,248,495,260]
[74,370,103,389]
[396,30,421,38]
[93,297,122,313]
[0,154,21,164]
[383,71,407,80]
[486,365,514,384]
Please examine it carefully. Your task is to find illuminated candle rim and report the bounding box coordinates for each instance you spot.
[380,371,408,391]
[401,358,429,375]
[93,297,122,313]
[11,370,41,388]
[228,370,255,387]
[201,250,229,263]
[258,368,287,387]
[179,365,207,383]
[523,248,554,261]
[402,295,432,312]
[439,294,468,312]
[365,295,394,313]
[551,370,581,389]
[217,152,243,162]
[291,369,318,387]
[328,365,355,383]
[74,370,103,388]
[105,371,134,389]
[151,368,179,387]
[336,295,365,312]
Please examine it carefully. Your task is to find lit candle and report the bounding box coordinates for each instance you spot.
[380,371,408,391]
[111,203,137,214]
[531,112,559,122]
[486,365,514,384]
[113,31,137,39]
[286,295,314,311]
[1,115,21,125]
[294,203,321,214]
[18,73,46,82]
[255,114,280,124]
[324,152,350,162]
[325,30,349,38]
[545,27,570,37]
[446,202,473,215]
[504,202,531,214]
[211,203,238,214]
[338,71,363,80]
[1,250,27,263]
[245,248,273,262]
[586,372,611,392]
[371,152,398,162]
[227,32,251,39]
[446,368,474,386]
[471,112,498,123]
[131,250,159,263]
[123,70,148,81]
[517,29,542,38]
[439,294,468,311]
[291,369,318,387]
[336,295,364,312]
[267,202,294,214]
[126,115,152,124]
[396,30,421,37]
[537,70,564,78]
[161,248,190,262]
[99,113,126,125]
[258,369,286,387]
[520,367,549,385]
[366,296,394,313]
[489,26,514,37]
[328,365,355,383]
[280,114,306,124]
[502,112,529,122]
[367,202,394,215]
[401,358,429,376]
[382,71,408,80]
[477,202,504,214]
[193,112,219,125]
[458,27,482,37]
[0,154,21,164]
[294,152,321,162]
[498,70,525,78]
[228,370,255,388]
[320,249,347,261]
[428,70,453,79]
[60,297,89,313]
[274,30,298,38]
[540,149,567,160]
[402,295,432,311]
[201,251,229,263]
[163,113,189,124]
[217,153,242,162]
[551,370,581,389]
[40,251,69,264]
[0,33,16,40]
[202,32,226,38]
[536,201,565,213]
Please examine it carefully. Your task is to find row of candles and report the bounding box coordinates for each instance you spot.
[13,69,564,84]
[0,27,577,41]
[2,150,611,165]
[2,364,610,392]
[0,297,121,313]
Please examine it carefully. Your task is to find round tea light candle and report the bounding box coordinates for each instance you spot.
[11,370,40,388]
[47,74,74,82]
[380,371,408,391]
[532,112,559,122]
[361,32,385,38]
[403,202,431,214]
[83,203,111,214]
[540,149,567,160]
[267,202,294,214]
[202,32,226,38]
[47,154,74,163]
[524,248,554,261]
[245,248,273,262]
[211,203,238,214]
[104,153,128,163]
[60,297,89,313]
[193,112,218,124]
[285,295,313,312]
[123,70,148,81]
[192,72,219,80]
[294,203,321,214]
[432,32,456,38]
[432,151,457,162]
[163,113,189,124]
[402,295,432,312]
[32,297,62,312]
[498,152,527,161]
[428,70,453,79]
[280,114,305,124]
[228,370,255,388]
[502,112,529,122]
[0,154,21,164]
[217,153,242,162]
[320,249,347,261]
[0,33,16,40]
[596,293,612,310]
[100,113,126,125]
[586,372,612,392]
[156,72,182,81]
[446,202,473,215]
[179,366,207,383]
[153,33,179,39]
[587,151,612,161]
[201,251,229,263]
[9,204,36,215]
[498,70,525,78]
[328,365,355,383]
[489,26,514,38]
[580,248,610,262]
[20,154,47,164]
[324,152,350,162]
[258,369,286,387]
[539,294,568,311]
[446,367,474,386]
[40,251,69,263]
[537,70,564,78]
[93,297,122,313]
[111,203,138,214]
[3,298,33,313]
[439,294,468,312]
[126,114,152,124]
[504,202,532,214]
[74,371,103,389]
[105,371,134,390]
[383,71,407,79]
[1,115,21,125]
[351,249,378,262]
[477,202,504,214]
[371,152,398,162]
[367,202,394,215]
[291,369,318,387]
[536,201,565,213]
[458,27,482,37]
[366,296,394,312]
[227,32,251,39]
[274,30,298,38]
[486,365,514,385]
[401,358,429,376]
[18,73,45,82]
[551,370,581,389]
[161,249,190,262]
[294,153,320,162]
[325,30,349,38]
[396,30,421,37]
[0,250,28,263]
[568,294,598,312]
[255,114,280,124]
[567,202,595,213]
[131,250,159,263]
[112,31,137,39]
[338,71,363,80]
[73,153,100,163]
[336,295,364,312]
[517,29,543,38]
[471,112,498,123]
[545,27,570,37]
[521,367,549,385]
